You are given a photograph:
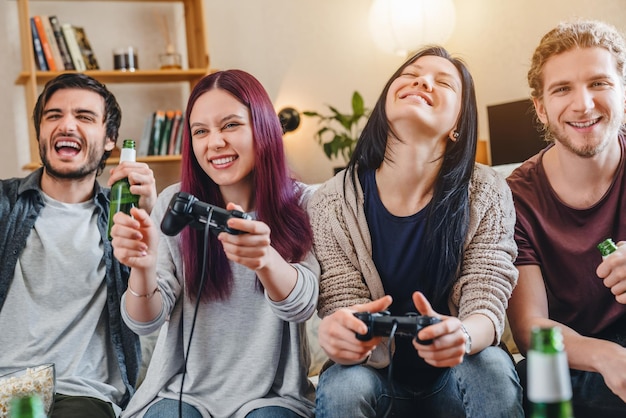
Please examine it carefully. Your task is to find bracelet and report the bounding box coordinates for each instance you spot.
[127,282,160,299]
[459,323,472,355]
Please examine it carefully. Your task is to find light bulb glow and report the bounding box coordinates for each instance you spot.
[369,0,456,56]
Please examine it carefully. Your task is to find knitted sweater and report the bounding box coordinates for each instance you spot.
[307,163,518,367]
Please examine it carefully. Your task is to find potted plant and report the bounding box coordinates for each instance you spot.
[303,91,369,166]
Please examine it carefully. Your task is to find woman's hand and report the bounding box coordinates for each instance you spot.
[318,296,393,365]
[108,161,157,214]
[411,291,468,368]
[218,203,299,301]
[111,207,162,323]
[110,207,158,270]
[217,203,274,271]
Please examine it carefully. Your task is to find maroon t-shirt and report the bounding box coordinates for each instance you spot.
[507,137,626,337]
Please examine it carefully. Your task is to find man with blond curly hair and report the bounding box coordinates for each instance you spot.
[507,20,626,417]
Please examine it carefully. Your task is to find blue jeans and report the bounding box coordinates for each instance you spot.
[316,346,523,418]
[143,398,301,418]
[144,398,202,418]
[245,406,302,417]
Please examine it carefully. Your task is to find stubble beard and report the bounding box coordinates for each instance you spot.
[40,138,105,180]
[544,115,621,158]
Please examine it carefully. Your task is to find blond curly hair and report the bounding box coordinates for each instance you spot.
[528,20,626,100]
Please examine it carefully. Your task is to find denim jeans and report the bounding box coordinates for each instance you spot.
[316,346,523,418]
[144,398,202,418]
[245,406,303,417]
[143,398,302,418]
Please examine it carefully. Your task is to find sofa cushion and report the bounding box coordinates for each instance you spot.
[306,313,327,377]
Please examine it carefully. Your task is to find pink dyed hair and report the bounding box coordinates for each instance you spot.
[179,69,313,301]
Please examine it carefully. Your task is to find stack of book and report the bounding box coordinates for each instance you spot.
[138,110,185,157]
[30,15,99,72]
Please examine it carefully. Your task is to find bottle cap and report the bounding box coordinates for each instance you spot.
[597,238,618,257]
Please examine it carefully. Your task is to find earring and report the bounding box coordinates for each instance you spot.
[453,131,460,139]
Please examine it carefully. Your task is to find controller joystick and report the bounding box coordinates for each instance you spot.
[353,311,441,344]
[161,191,252,236]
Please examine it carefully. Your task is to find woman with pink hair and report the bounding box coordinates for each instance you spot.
[111,69,318,418]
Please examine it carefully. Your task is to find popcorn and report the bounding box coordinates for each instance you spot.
[0,364,55,417]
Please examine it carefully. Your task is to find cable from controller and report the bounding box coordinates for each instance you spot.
[382,321,398,418]
[178,220,210,418]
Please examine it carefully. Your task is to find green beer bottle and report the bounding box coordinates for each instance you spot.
[107,139,139,240]
[9,395,46,418]
[597,238,618,258]
[528,326,574,418]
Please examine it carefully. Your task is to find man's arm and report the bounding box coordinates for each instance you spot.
[507,265,550,355]
[509,264,626,401]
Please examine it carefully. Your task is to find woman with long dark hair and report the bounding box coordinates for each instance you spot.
[111,69,318,418]
[310,46,523,417]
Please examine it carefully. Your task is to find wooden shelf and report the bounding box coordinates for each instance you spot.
[15,69,209,85]
[15,0,208,184]
[23,154,182,171]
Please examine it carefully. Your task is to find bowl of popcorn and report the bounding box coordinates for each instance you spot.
[0,363,55,417]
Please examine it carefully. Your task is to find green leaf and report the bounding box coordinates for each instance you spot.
[303,91,369,162]
[352,91,365,117]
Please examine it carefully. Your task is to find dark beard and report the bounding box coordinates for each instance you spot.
[40,143,105,180]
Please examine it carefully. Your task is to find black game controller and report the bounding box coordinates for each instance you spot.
[354,311,441,344]
[161,191,252,236]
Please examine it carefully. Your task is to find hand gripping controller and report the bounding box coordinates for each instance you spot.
[353,311,441,344]
[161,191,252,236]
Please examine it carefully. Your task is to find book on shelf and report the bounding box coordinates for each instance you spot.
[144,110,185,156]
[61,23,87,72]
[48,15,75,70]
[149,110,166,156]
[30,17,48,71]
[138,113,155,157]
[159,110,176,156]
[32,15,57,71]
[39,15,65,71]
[73,26,99,70]
[168,110,183,155]
[174,118,184,155]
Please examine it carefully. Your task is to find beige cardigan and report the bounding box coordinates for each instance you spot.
[308,163,518,368]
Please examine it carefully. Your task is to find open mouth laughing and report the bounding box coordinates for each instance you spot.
[54,140,82,157]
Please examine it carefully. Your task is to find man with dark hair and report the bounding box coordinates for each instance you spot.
[507,20,626,417]
[0,73,157,417]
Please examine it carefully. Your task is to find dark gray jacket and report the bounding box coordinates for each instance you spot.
[0,168,140,408]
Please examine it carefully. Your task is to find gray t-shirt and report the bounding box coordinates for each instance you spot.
[0,193,125,413]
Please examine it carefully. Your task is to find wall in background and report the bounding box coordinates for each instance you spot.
[2,0,626,184]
